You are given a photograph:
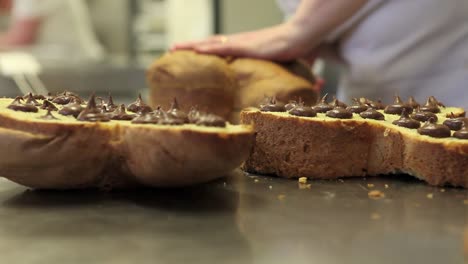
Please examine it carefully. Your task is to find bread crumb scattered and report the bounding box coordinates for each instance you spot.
[299,183,312,190]
[440,189,445,193]
[338,179,345,183]
[463,200,468,205]
[384,184,389,189]
[370,213,381,220]
[367,184,375,188]
[278,194,286,201]
[254,179,259,183]
[269,185,273,190]
[426,193,434,199]
[298,177,308,184]
[414,203,421,207]
[384,128,390,137]
[368,190,385,200]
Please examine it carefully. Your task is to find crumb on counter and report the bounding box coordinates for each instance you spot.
[254,179,259,183]
[368,190,385,200]
[440,189,445,193]
[278,194,286,201]
[299,183,312,190]
[384,184,389,189]
[298,177,308,184]
[426,193,434,199]
[269,185,273,190]
[367,184,375,188]
[463,200,468,205]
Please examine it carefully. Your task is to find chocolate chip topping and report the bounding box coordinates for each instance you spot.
[417,117,451,138]
[359,107,385,120]
[331,96,348,108]
[410,107,438,122]
[188,107,202,123]
[58,99,84,118]
[392,109,420,129]
[23,93,45,100]
[346,98,368,113]
[359,98,386,110]
[40,100,58,111]
[384,95,413,115]
[106,94,117,112]
[259,97,286,112]
[7,96,38,112]
[166,98,188,123]
[407,96,420,109]
[453,119,468,139]
[326,107,353,119]
[312,94,333,113]
[288,103,317,117]
[38,109,58,120]
[195,114,226,127]
[127,94,152,114]
[419,96,441,113]
[77,94,110,122]
[24,93,42,106]
[131,112,159,124]
[443,113,465,131]
[52,91,83,105]
[285,100,298,111]
[109,104,136,121]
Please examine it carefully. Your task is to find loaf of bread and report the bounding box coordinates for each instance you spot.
[0,93,254,189]
[147,51,320,122]
[240,96,468,187]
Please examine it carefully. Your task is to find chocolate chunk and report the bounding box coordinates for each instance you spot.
[453,119,468,139]
[288,103,316,117]
[23,93,42,106]
[406,96,420,109]
[419,96,441,113]
[392,109,420,129]
[259,96,286,112]
[417,118,451,138]
[58,99,84,118]
[109,104,136,121]
[167,98,188,123]
[40,100,58,111]
[384,95,413,115]
[7,96,38,113]
[359,98,385,110]
[359,107,385,120]
[411,107,438,122]
[442,113,465,131]
[52,91,84,105]
[127,94,153,114]
[312,94,333,113]
[326,107,353,119]
[195,114,226,127]
[331,96,347,108]
[347,98,368,113]
[77,94,110,122]
[285,100,298,111]
[188,107,202,123]
[131,112,159,124]
[38,109,58,120]
[23,93,45,100]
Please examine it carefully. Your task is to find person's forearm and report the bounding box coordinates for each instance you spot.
[288,0,369,47]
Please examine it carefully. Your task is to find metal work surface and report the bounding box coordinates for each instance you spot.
[0,172,466,264]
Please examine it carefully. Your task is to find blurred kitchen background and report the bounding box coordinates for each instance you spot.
[0,0,337,101]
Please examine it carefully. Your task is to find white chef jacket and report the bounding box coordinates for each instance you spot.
[277,0,468,109]
[13,0,104,63]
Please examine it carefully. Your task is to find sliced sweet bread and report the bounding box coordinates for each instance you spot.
[240,96,468,187]
[0,93,254,189]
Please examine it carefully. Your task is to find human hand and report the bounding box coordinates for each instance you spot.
[171,22,320,62]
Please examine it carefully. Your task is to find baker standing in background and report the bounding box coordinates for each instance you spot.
[173,0,468,109]
[0,0,104,63]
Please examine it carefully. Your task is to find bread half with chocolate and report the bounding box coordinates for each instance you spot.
[240,95,468,187]
[147,51,320,122]
[0,93,254,189]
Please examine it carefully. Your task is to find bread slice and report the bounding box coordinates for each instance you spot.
[240,107,468,187]
[0,98,254,189]
[147,51,320,123]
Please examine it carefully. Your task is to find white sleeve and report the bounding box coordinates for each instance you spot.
[12,0,63,18]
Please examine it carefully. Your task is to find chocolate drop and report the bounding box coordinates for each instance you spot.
[285,100,298,111]
[38,109,58,120]
[127,94,153,114]
[23,93,45,100]
[359,107,385,120]
[109,104,136,121]
[40,100,58,111]
[392,109,420,129]
[59,99,84,118]
[288,103,316,117]
[453,119,468,139]
[346,98,368,113]
[131,112,159,124]
[24,93,42,106]
[106,94,118,112]
[384,95,412,115]
[417,118,451,138]
[7,96,38,113]
[419,97,441,113]
[411,107,438,122]
[326,107,353,119]
[188,107,202,123]
[407,96,420,109]
[312,94,333,113]
[442,113,465,131]
[259,96,286,112]
[331,96,347,108]
[167,98,188,123]
[77,94,110,122]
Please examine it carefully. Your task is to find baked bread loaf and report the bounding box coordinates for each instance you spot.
[0,93,254,189]
[240,96,468,187]
[147,51,320,122]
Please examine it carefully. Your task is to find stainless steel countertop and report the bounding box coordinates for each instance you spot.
[0,172,466,264]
